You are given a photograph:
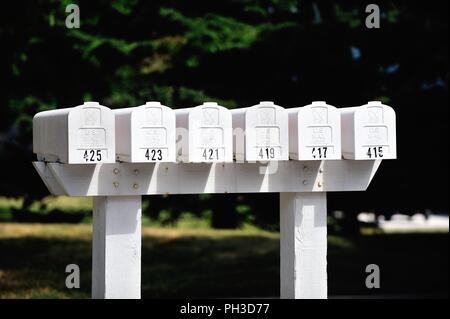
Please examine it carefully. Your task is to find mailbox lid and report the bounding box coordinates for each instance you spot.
[177,102,233,162]
[354,101,396,160]
[67,102,116,164]
[117,102,176,163]
[289,101,342,160]
[237,101,289,161]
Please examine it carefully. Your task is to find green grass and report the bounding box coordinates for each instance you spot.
[0,196,92,212]
[0,197,92,223]
[0,198,448,298]
[0,223,448,298]
[0,196,227,227]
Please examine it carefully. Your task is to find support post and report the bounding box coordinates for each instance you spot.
[92,196,142,299]
[280,192,327,299]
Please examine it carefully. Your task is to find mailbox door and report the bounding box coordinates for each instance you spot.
[189,103,233,163]
[131,102,176,162]
[297,102,342,160]
[68,102,115,164]
[354,102,397,160]
[245,102,289,161]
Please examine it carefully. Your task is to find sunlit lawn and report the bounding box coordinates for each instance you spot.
[0,222,448,299]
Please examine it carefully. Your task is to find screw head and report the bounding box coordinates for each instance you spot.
[113,168,120,175]
[133,169,139,175]
[113,181,119,188]
[302,180,308,185]
[133,183,139,189]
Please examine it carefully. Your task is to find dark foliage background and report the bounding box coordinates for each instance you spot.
[0,0,448,228]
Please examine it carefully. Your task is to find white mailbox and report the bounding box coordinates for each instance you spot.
[175,102,233,163]
[340,101,397,160]
[33,101,115,164]
[288,101,341,160]
[232,101,289,161]
[114,102,176,163]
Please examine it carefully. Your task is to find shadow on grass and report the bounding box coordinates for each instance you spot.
[0,236,92,298]
[0,233,279,298]
[0,230,448,298]
[328,233,449,298]
[141,235,279,298]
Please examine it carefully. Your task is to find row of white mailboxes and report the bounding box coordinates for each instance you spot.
[33,100,396,163]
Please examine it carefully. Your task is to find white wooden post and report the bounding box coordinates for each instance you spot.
[280,192,327,299]
[92,196,142,299]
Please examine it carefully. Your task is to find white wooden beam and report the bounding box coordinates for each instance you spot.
[32,162,65,195]
[92,196,141,299]
[280,192,327,299]
[33,160,381,196]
